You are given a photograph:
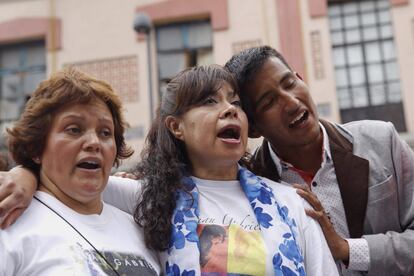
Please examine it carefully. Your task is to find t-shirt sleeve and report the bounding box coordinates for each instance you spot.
[102,176,142,215]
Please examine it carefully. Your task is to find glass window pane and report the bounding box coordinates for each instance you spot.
[23,70,45,96]
[347,45,363,65]
[157,26,183,51]
[349,66,365,86]
[1,48,20,68]
[346,29,361,43]
[333,48,346,66]
[0,74,22,120]
[343,3,358,14]
[361,12,376,26]
[380,25,393,38]
[363,26,379,40]
[158,52,187,79]
[331,31,344,45]
[378,10,391,24]
[370,83,386,105]
[330,17,343,30]
[365,42,381,63]
[385,61,399,81]
[360,1,375,12]
[377,0,390,9]
[328,6,341,17]
[344,14,358,28]
[337,88,352,109]
[196,49,213,65]
[367,63,384,83]
[187,22,212,49]
[388,82,402,103]
[382,40,396,60]
[335,68,348,87]
[26,45,46,67]
[352,86,369,107]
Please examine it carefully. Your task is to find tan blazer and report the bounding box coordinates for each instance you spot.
[250,119,414,276]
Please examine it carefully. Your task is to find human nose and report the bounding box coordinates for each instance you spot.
[220,102,238,119]
[83,131,101,152]
[282,93,300,115]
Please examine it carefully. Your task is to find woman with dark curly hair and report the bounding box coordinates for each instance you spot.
[104,65,338,275]
[1,65,337,276]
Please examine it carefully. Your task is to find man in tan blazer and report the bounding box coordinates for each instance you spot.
[225,46,414,276]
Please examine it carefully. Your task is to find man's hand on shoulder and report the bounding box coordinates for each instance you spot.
[294,183,350,262]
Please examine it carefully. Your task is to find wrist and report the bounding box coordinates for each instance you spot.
[337,239,350,263]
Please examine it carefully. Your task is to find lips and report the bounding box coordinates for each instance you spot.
[288,110,309,129]
[76,157,102,170]
[217,124,241,144]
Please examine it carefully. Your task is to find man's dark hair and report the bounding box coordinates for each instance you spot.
[224,46,292,125]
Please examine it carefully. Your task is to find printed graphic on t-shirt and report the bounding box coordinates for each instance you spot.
[198,224,266,276]
[70,242,157,276]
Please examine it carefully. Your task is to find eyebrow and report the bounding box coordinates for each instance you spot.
[229,90,238,98]
[60,114,114,125]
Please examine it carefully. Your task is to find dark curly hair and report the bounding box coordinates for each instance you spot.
[134,64,250,251]
[7,68,133,176]
[224,46,292,132]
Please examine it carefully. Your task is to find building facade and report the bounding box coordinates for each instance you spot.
[0,0,413,164]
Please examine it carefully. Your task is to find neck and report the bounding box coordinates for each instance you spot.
[39,170,103,215]
[191,162,239,181]
[272,132,324,175]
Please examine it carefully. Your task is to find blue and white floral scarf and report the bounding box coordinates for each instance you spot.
[163,167,306,276]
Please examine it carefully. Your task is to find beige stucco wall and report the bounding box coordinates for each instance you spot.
[300,0,341,123]
[1,0,413,157]
[391,1,414,133]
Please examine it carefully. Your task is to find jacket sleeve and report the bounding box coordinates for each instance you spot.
[363,122,414,275]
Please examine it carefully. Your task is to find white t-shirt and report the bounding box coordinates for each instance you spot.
[0,191,160,276]
[104,176,338,276]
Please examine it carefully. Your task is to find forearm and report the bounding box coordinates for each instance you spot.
[103,176,141,215]
[0,166,37,228]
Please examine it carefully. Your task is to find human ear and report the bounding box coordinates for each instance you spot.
[32,157,41,164]
[165,115,184,141]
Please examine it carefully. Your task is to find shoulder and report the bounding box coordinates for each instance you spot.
[259,176,305,209]
[338,120,395,141]
[342,120,394,134]
[327,120,397,151]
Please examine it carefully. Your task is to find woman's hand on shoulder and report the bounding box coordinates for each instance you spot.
[0,167,37,229]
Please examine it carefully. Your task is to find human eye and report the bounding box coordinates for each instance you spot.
[203,97,217,105]
[232,99,242,107]
[64,125,82,135]
[283,78,297,90]
[100,128,113,138]
[259,96,274,111]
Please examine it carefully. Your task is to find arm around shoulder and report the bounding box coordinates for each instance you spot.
[103,176,143,215]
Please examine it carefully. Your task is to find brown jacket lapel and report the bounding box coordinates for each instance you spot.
[251,139,281,182]
[321,120,369,238]
[251,120,370,238]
